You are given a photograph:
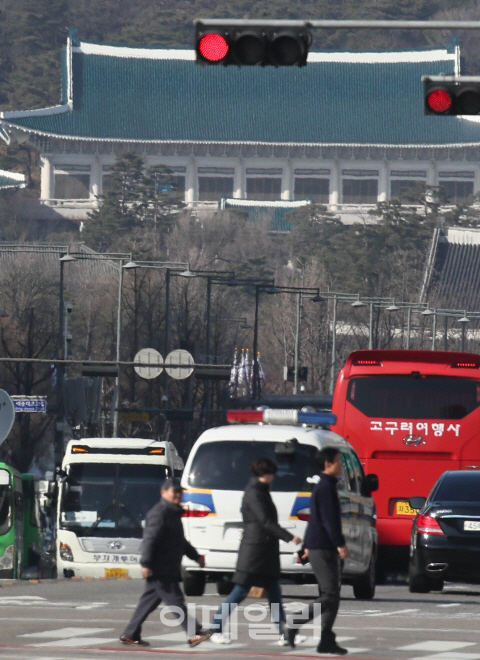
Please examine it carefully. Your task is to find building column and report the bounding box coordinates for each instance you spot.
[40,156,53,200]
[378,159,388,202]
[282,159,293,200]
[233,157,243,198]
[185,157,195,204]
[91,156,101,198]
[330,159,340,210]
[427,161,437,187]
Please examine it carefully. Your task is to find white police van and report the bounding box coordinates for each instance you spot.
[181,409,378,599]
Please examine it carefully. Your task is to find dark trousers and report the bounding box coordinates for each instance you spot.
[294,548,341,644]
[210,579,285,634]
[123,577,201,640]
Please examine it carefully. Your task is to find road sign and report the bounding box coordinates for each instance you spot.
[134,348,163,380]
[164,349,194,380]
[0,390,15,445]
[10,396,47,413]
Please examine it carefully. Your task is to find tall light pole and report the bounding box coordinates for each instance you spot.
[122,261,192,405]
[458,312,470,351]
[174,270,235,425]
[66,251,131,437]
[0,243,77,468]
[262,285,323,394]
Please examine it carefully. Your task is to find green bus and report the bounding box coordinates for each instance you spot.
[0,463,52,579]
[0,462,24,578]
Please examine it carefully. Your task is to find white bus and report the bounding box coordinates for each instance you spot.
[57,438,183,579]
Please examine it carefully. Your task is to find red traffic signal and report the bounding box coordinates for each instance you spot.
[195,21,311,66]
[424,80,480,115]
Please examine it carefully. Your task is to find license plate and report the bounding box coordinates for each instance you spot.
[396,501,419,516]
[464,520,480,531]
[105,568,128,578]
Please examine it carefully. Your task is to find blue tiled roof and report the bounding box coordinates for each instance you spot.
[427,228,480,311]
[4,38,480,146]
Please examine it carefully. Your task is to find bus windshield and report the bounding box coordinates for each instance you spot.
[60,463,171,538]
[187,440,317,491]
[347,375,480,419]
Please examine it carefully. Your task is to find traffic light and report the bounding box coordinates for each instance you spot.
[195,21,311,66]
[424,80,480,115]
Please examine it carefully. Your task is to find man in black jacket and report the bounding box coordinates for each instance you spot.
[120,477,211,648]
[208,457,301,645]
[286,446,349,656]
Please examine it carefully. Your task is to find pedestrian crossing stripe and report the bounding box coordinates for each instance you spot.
[13,628,480,658]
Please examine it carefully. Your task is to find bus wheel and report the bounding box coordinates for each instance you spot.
[353,555,376,600]
[217,577,234,596]
[183,571,206,597]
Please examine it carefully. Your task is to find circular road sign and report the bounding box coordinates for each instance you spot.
[134,348,163,380]
[0,390,15,445]
[164,349,194,380]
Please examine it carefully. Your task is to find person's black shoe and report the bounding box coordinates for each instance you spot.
[316,640,348,655]
[284,626,297,648]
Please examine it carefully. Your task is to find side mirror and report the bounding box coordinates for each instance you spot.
[55,467,68,483]
[364,473,379,496]
[409,497,426,511]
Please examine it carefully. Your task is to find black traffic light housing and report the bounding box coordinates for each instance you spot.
[424,79,480,115]
[195,21,312,67]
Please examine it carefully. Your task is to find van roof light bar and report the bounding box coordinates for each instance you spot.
[227,409,337,426]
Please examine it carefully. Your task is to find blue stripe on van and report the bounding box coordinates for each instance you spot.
[289,494,311,519]
[181,490,216,514]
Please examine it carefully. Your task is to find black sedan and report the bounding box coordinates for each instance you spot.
[408,470,480,593]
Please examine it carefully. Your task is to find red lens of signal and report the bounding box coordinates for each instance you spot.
[199,34,229,62]
[427,89,453,114]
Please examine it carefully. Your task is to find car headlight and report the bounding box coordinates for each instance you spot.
[59,542,73,562]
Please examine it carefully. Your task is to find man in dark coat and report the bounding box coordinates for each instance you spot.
[120,477,211,648]
[286,446,349,655]
[208,457,301,645]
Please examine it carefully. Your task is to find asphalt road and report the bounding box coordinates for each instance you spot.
[0,577,479,659]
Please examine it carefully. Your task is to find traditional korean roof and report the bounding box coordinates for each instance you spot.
[3,33,480,147]
[0,170,26,190]
[425,227,480,311]
[222,199,309,232]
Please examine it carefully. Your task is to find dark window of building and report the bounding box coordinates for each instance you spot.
[246,178,282,201]
[198,177,234,201]
[342,179,378,204]
[54,174,90,199]
[440,180,474,205]
[294,178,329,203]
[390,180,424,199]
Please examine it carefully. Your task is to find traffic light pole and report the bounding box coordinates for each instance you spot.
[198,19,480,30]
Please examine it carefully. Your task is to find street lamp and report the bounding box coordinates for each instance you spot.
[265,285,324,395]
[0,243,77,468]
[220,278,276,401]
[67,251,131,437]
[122,260,191,356]
[174,269,236,425]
